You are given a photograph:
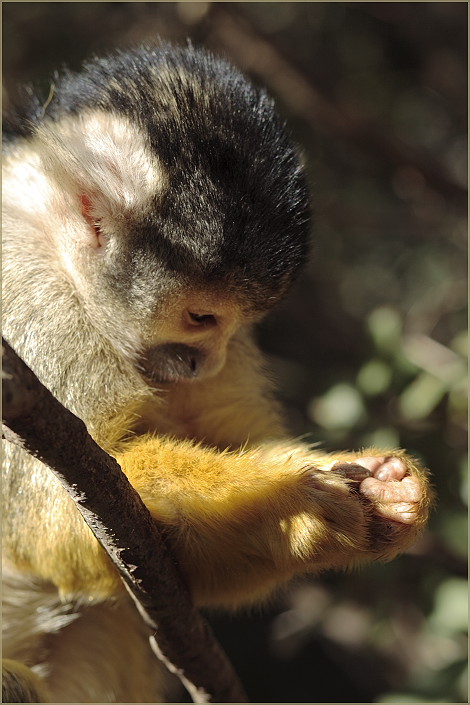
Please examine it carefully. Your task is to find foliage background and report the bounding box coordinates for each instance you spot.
[3,2,467,702]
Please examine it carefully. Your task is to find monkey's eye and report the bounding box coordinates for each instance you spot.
[187,312,217,328]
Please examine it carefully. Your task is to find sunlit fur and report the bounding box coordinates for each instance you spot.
[2,44,432,702]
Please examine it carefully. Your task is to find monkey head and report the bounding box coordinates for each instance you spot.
[18,45,311,384]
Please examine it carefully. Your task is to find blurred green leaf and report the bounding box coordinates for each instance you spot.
[356,358,393,396]
[429,577,468,634]
[436,511,468,559]
[367,307,403,353]
[361,426,400,449]
[450,329,468,358]
[448,384,468,427]
[399,371,446,420]
[308,383,366,430]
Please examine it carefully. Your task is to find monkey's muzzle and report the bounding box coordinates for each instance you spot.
[138,343,205,385]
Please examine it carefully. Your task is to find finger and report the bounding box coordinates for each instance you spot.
[374,502,418,524]
[360,476,422,503]
[373,457,407,481]
[351,456,386,472]
[330,462,372,482]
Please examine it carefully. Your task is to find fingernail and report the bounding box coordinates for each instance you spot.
[376,469,390,481]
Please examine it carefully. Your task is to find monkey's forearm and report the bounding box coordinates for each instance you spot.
[116,438,432,608]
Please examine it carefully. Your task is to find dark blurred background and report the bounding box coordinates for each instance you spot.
[3,3,467,703]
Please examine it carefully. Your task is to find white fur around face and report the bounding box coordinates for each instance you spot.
[37,110,167,213]
[2,110,167,259]
[2,148,53,218]
[1,112,163,363]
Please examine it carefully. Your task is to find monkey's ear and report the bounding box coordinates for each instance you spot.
[37,110,166,218]
[79,193,108,249]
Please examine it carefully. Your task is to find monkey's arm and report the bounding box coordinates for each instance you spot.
[5,436,431,608]
[114,437,431,608]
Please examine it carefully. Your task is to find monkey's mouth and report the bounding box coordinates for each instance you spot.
[138,343,204,385]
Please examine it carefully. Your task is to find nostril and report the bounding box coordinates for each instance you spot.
[190,357,197,373]
[188,312,217,327]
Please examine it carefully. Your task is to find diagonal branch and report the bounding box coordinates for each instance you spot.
[1,337,248,704]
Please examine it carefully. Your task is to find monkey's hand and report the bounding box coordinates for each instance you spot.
[113,440,432,608]
[331,454,424,524]
[320,450,432,560]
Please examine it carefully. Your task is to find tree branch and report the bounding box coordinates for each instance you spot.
[2,337,248,704]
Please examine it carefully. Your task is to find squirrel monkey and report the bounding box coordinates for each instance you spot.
[2,44,432,703]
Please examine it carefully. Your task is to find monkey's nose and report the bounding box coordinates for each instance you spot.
[139,343,204,384]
